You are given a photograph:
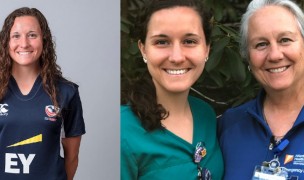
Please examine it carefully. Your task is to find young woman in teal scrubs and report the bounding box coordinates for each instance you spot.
[121,0,224,179]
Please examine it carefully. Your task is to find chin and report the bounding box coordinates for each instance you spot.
[267,85,292,92]
[167,87,190,94]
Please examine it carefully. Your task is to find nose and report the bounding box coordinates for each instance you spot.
[19,36,30,48]
[168,43,185,63]
[267,43,284,61]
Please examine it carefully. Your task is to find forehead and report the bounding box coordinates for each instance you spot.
[11,16,41,32]
[147,6,202,33]
[249,5,297,29]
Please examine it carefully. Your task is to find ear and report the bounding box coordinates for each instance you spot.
[138,40,146,58]
[205,44,211,58]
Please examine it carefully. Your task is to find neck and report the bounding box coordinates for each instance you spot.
[156,89,193,143]
[12,65,40,95]
[264,88,304,111]
[263,89,303,139]
[156,89,190,116]
[12,64,40,81]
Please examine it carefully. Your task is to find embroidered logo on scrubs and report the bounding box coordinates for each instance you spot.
[284,154,294,165]
[44,105,60,121]
[0,104,9,116]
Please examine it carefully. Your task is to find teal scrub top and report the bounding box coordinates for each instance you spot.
[121,96,224,180]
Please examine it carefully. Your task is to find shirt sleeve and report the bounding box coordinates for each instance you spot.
[61,87,86,137]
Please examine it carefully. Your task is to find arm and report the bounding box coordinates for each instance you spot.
[62,136,82,180]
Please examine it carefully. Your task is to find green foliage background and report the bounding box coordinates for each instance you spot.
[121,0,304,115]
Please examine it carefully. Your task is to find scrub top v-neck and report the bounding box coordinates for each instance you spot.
[121,96,224,180]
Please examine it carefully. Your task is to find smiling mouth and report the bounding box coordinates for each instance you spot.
[267,66,289,73]
[18,52,31,55]
[165,69,189,75]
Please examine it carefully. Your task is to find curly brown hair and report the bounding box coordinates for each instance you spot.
[0,7,63,108]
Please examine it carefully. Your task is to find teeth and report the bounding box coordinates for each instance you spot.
[18,52,31,55]
[166,69,187,75]
[269,67,287,73]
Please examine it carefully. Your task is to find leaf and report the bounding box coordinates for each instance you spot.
[128,42,139,55]
[211,26,223,37]
[218,24,239,35]
[217,62,231,80]
[225,48,246,82]
[241,71,253,87]
[121,17,133,34]
[121,17,132,25]
[206,48,223,72]
[214,4,223,21]
[121,23,130,34]
[206,36,230,71]
[212,36,230,53]
[209,71,224,87]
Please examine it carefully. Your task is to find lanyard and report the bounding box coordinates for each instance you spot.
[270,137,289,158]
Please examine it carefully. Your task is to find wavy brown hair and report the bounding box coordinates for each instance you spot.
[0,7,63,108]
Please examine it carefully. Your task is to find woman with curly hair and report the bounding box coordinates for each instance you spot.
[0,7,85,180]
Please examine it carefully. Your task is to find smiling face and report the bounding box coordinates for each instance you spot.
[9,16,43,70]
[139,6,209,95]
[248,5,304,92]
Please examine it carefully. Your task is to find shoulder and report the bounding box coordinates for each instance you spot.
[57,78,79,90]
[55,78,82,107]
[121,105,147,141]
[218,99,256,135]
[121,105,136,119]
[57,78,79,97]
[120,105,142,131]
[221,99,255,120]
[220,89,263,122]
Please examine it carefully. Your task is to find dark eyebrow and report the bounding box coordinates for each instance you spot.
[150,33,201,38]
[185,33,199,36]
[184,33,202,39]
[150,34,168,38]
[11,30,38,34]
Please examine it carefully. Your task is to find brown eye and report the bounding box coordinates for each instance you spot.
[155,40,168,45]
[184,39,196,44]
[11,34,20,39]
[28,33,38,38]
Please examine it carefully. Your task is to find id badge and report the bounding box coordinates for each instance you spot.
[252,159,288,180]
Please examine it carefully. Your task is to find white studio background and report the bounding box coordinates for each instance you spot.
[0,1,120,180]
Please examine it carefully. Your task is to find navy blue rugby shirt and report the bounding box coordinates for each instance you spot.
[0,76,85,180]
[218,90,304,180]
